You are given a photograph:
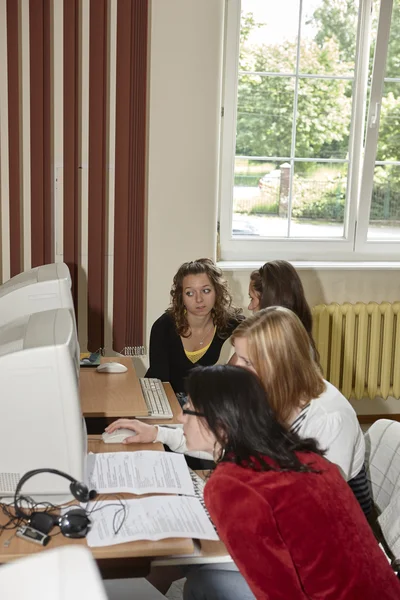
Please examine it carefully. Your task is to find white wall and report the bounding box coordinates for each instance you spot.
[223,267,400,415]
[144,0,225,372]
[224,268,400,313]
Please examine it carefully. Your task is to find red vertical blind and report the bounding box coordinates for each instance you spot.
[29,0,52,267]
[87,0,108,352]
[63,0,79,311]
[0,0,148,354]
[113,0,148,354]
[6,0,21,277]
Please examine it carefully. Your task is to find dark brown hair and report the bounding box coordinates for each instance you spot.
[186,364,323,472]
[250,260,319,365]
[168,258,242,337]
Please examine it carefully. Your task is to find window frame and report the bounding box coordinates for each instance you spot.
[219,0,396,262]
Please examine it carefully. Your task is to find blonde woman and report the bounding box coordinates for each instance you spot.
[231,306,371,516]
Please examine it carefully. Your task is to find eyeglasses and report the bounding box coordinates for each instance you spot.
[182,407,205,417]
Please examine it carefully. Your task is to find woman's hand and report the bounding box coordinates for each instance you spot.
[104,419,158,444]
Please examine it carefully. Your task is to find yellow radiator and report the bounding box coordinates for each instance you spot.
[312,302,400,400]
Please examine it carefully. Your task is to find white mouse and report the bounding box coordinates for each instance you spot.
[102,428,137,443]
[96,362,128,374]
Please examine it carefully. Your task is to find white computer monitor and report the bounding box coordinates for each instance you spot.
[0,263,73,327]
[0,308,86,503]
[0,547,108,600]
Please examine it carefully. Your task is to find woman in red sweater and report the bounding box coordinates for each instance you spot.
[181,365,399,600]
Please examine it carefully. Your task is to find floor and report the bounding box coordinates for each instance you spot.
[104,577,186,600]
[166,578,186,600]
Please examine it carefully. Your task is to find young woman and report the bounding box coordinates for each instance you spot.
[231,306,372,516]
[106,307,370,509]
[248,259,319,361]
[145,258,243,394]
[181,365,399,600]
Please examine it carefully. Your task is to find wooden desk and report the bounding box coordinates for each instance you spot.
[80,357,182,432]
[0,439,194,578]
[80,357,148,418]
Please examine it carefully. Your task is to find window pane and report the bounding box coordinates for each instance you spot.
[367,165,400,240]
[296,80,352,159]
[240,0,300,74]
[376,82,400,162]
[300,0,359,76]
[291,162,347,238]
[230,0,362,246]
[384,0,400,80]
[232,160,289,238]
[236,75,294,157]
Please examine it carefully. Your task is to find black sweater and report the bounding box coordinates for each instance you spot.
[145,311,242,393]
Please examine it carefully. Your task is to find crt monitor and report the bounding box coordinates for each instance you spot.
[0,308,85,503]
[0,263,73,327]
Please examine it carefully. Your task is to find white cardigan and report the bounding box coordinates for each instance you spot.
[156,379,365,479]
[294,380,365,481]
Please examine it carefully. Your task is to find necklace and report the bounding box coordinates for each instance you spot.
[191,320,214,346]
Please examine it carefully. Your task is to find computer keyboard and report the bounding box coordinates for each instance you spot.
[188,468,218,535]
[139,378,173,419]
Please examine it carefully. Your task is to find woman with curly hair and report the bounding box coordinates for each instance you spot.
[145,258,243,392]
[105,259,243,459]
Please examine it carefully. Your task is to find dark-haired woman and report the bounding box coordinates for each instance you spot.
[248,259,320,363]
[146,258,243,393]
[181,365,399,600]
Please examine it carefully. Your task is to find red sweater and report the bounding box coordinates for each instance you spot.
[204,454,400,600]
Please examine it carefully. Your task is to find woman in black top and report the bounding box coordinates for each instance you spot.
[146,258,243,393]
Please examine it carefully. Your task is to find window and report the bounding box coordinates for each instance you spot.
[219,0,400,261]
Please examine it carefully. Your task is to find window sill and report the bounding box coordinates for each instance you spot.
[217,261,400,271]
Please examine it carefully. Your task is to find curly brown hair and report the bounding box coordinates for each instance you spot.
[168,258,242,338]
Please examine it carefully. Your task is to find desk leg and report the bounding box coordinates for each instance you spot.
[97,557,151,579]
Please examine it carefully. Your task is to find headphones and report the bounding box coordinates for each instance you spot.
[14,468,97,538]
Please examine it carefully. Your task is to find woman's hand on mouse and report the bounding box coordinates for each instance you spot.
[104,419,158,444]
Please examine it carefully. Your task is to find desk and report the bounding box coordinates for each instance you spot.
[0,439,194,578]
[80,357,182,432]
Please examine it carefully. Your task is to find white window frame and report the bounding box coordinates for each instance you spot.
[219,0,395,262]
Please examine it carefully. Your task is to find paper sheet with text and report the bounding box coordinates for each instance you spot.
[86,496,219,547]
[87,451,195,496]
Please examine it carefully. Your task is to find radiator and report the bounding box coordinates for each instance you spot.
[312,302,400,400]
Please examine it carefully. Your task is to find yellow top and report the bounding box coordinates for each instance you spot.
[185,328,216,363]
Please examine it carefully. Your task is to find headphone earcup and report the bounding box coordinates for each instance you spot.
[88,489,97,500]
[59,508,91,538]
[70,481,90,502]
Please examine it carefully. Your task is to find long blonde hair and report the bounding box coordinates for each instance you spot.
[231,307,324,424]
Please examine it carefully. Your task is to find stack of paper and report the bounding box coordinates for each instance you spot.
[87,451,195,496]
[86,496,219,547]
[84,451,219,547]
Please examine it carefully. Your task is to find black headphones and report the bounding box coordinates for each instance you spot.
[14,468,97,538]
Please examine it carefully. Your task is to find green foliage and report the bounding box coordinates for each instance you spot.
[237,14,352,162]
[249,202,279,216]
[292,191,345,222]
[370,166,400,221]
[312,0,358,64]
[238,3,400,168]
[234,174,260,187]
[312,0,400,163]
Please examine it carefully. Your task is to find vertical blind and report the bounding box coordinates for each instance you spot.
[0,0,148,354]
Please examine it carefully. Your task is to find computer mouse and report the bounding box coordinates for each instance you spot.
[101,428,137,443]
[96,362,128,374]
